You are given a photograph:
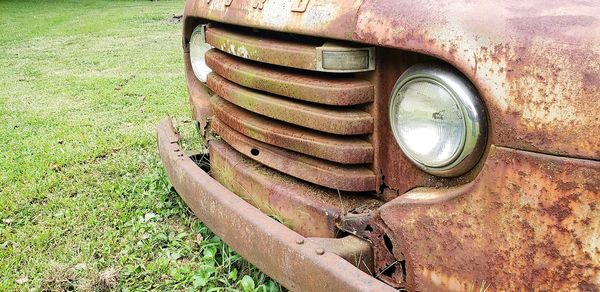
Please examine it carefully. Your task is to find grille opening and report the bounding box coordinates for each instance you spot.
[250,148,260,156]
[382,263,397,278]
[400,259,407,282]
[383,234,394,253]
[190,153,211,173]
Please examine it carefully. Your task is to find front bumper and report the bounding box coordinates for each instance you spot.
[157,117,394,292]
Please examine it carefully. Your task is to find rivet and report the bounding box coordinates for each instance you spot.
[295,238,304,245]
[315,248,325,255]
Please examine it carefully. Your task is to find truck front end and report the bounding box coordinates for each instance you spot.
[158,0,600,290]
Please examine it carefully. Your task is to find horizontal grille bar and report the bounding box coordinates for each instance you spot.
[211,96,373,164]
[206,73,373,135]
[212,118,377,192]
[206,26,318,70]
[205,50,373,105]
[205,25,375,73]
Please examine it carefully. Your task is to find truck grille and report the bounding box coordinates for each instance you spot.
[204,25,377,192]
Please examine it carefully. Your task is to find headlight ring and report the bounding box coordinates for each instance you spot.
[389,63,487,177]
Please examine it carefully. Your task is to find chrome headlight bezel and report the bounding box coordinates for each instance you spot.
[389,63,488,177]
[189,24,213,83]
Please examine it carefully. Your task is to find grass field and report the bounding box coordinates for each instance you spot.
[0,0,277,290]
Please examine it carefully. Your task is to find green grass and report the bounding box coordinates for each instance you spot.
[0,0,278,290]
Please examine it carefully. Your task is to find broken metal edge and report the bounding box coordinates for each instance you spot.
[157,117,394,292]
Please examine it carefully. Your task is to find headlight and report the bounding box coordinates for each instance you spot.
[189,25,212,82]
[389,63,487,177]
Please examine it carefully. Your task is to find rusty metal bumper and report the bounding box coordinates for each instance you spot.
[157,117,394,292]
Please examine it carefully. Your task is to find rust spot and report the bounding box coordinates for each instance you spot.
[543,193,581,223]
[379,146,600,291]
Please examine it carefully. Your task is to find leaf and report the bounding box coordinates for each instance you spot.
[141,212,157,223]
[192,266,215,288]
[166,250,181,261]
[170,267,191,281]
[176,232,188,240]
[228,268,238,281]
[266,280,279,292]
[203,245,217,259]
[192,275,208,288]
[240,275,255,292]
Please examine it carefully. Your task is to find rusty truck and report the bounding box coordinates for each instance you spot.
[158,0,600,290]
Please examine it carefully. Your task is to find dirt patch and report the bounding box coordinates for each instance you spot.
[42,264,80,291]
[80,268,119,292]
[167,14,183,24]
[42,264,119,292]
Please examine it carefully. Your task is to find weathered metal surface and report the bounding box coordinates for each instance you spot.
[338,213,374,239]
[365,49,483,196]
[210,139,382,237]
[184,52,212,136]
[206,73,373,135]
[211,96,373,164]
[307,236,374,274]
[211,118,377,191]
[205,49,373,105]
[338,213,405,288]
[185,0,362,41]
[211,118,377,192]
[354,1,600,160]
[206,24,375,73]
[186,0,600,160]
[367,216,406,288]
[181,2,600,290]
[206,25,320,70]
[157,117,394,291]
[379,146,600,291]
[360,48,428,195]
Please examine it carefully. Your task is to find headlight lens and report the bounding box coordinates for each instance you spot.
[389,63,487,177]
[393,80,465,167]
[189,25,212,82]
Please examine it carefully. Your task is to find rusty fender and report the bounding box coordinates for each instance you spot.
[378,146,600,291]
